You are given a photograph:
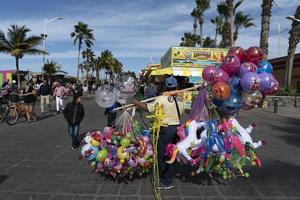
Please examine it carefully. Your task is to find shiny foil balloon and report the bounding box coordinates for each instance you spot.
[228,77,242,94]
[221,54,241,76]
[242,90,263,107]
[216,68,229,82]
[245,46,265,64]
[228,46,246,62]
[257,60,273,74]
[240,72,260,91]
[263,76,279,95]
[202,66,218,83]
[258,72,273,91]
[239,62,258,76]
[221,93,243,115]
[95,85,116,108]
[212,82,231,100]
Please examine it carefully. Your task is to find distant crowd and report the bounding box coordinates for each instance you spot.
[0,79,97,123]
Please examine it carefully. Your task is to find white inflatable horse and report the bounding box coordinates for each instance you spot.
[230,117,263,149]
[166,120,208,163]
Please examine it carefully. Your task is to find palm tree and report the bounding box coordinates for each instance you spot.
[99,50,114,81]
[180,32,200,47]
[285,6,300,88]
[112,58,123,76]
[42,60,60,82]
[203,37,217,48]
[70,22,95,81]
[233,11,255,43]
[191,8,199,35]
[210,16,224,44]
[259,0,274,56]
[93,56,102,81]
[82,48,95,80]
[0,25,47,87]
[195,0,211,47]
[217,0,247,47]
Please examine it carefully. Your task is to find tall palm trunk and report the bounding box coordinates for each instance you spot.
[215,27,218,43]
[193,18,197,35]
[199,15,204,47]
[259,0,273,56]
[96,70,100,81]
[284,5,300,88]
[226,0,234,47]
[15,57,20,88]
[76,41,82,81]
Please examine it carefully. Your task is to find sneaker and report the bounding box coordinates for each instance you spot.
[156,182,173,190]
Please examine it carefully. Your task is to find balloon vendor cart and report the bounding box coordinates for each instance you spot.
[79,46,279,200]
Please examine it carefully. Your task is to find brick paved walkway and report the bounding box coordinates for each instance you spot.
[0,97,299,200]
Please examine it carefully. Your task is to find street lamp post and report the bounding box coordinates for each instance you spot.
[42,17,63,64]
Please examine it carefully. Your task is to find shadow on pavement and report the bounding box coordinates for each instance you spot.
[0,175,9,185]
[271,116,300,148]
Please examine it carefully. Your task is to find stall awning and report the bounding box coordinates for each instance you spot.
[150,67,203,77]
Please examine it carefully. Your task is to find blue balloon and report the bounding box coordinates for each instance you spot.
[228,77,242,94]
[221,93,243,115]
[257,60,273,74]
[212,98,223,107]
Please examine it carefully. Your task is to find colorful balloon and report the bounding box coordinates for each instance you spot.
[263,77,279,95]
[228,46,246,62]
[96,148,108,162]
[257,60,273,74]
[242,90,263,107]
[120,138,131,147]
[245,46,265,64]
[202,66,218,83]
[117,147,130,163]
[239,62,258,76]
[228,77,242,94]
[212,82,231,100]
[221,93,243,115]
[240,72,260,91]
[258,72,273,91]
[221,54,241,75]
[216,68,230,82]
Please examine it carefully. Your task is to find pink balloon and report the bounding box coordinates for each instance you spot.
[202,66,218,83]
[215,68,229,82]
[221,54,241,76]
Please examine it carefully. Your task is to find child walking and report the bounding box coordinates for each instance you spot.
[63,92,85,149]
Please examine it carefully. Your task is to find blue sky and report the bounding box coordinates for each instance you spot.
[0,0,299,76]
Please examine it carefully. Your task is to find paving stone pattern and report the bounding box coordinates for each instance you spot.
[0,97,299,200]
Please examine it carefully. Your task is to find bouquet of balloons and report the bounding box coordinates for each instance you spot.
[165,46,277,179]
[80,125,153,180]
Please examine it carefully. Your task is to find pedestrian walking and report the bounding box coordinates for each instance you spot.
[39,80,52,113]
[63,92,85,150]
[130,76,185,190]
[83,84,88,98]
[21,81,37,122]
[53,82,66,114]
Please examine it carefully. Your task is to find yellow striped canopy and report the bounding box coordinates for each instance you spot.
[150,67,203,77]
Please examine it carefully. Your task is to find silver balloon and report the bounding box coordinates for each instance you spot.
[95,85,116,108]
[242,90,263,107]
[113,88,126,105]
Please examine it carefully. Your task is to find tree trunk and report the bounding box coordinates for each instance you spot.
[225,0,234,47]
[284,5,300,88]
[215,28,218,43]
[199,15,204,47]
[96,70,99,81]
[76,41,81,81]
[193,17,197,35]
[15,57,20,88]
[259,0,273,56]
[233,26,239,43]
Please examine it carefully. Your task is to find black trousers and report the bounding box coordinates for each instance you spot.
[158,125,178,185]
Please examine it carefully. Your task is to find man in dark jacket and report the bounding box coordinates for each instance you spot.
[40,80,52,113]
[63,92,85,149]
